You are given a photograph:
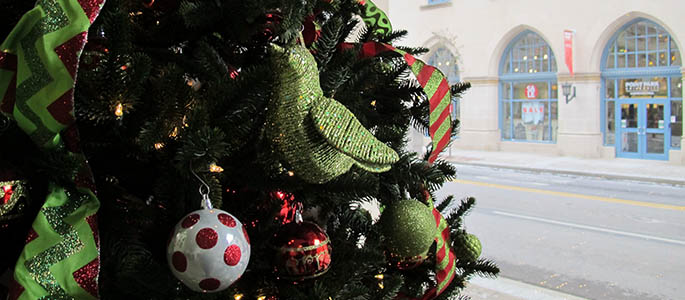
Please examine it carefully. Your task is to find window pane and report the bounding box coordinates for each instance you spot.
[646,103,664,129]
[606,79,615,98]
[659,51,668,66]
[671,50,681,66]
[502,102,512,139]
[672,77,683,98]
[647,53,656,67]
[658,35,668,51]
[551,82,558,99]
[618,54,626,68]
[637,53,646,68]
[648,36,656,52]
[550,101,558,142]
[513,102,525,139]
[637,37,646,51]
[607,54,615,68]
[606,100,616,145]
[626,37,636,53]
[617,32,626,52]
[427,47,459,84]
[672,100,682,148]
[452,99,460,124]
[627,54,636,67]
[635,23,646,36]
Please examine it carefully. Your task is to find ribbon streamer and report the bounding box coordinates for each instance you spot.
[394,194,457,300]
[355,1,451,163]
[340,41,453,163]
[1,0,105,298]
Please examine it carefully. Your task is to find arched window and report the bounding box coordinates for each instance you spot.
[601,19,682,160]
[426,46,460,135]
[499,31,558,142]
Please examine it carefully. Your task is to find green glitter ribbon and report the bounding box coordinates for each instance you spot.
[13,184,99,300]
[359,0,392,36]
[266,44,399,184]
[0,0,105,298]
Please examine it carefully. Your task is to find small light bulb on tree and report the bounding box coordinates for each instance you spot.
[209,163,223,173]
[114,103,124,119]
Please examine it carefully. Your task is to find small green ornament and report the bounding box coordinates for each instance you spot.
[379,199,436,258]
[266,44,399,184]
[456,233,482,262]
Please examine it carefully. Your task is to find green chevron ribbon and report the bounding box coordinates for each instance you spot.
[359,0,392,36]
[0,0,105,298]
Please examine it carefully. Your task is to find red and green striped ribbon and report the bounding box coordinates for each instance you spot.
[1,0,105,298]
[428,197,457,297]
[394,194,457,300]
[353,42,452,163]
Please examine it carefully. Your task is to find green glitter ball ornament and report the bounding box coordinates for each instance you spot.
[456,233,482,262]
[379,199,436,259]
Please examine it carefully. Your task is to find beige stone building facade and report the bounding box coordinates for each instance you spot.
[381,0,685,164]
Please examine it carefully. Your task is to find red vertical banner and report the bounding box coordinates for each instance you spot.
[564,30,574,75]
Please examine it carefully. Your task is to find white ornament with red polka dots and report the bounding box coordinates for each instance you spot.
[167,207,251,293]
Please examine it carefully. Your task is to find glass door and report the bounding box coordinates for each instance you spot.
[617,102,640,158]
[616,100,669,160]
[644,102,668,160]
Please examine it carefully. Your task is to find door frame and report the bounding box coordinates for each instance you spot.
[615,99,670,160]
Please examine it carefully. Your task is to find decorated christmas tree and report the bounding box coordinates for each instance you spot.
[0,0,498,299]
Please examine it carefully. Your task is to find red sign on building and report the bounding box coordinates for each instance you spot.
[525,84,538,99]
[564,30,574,75]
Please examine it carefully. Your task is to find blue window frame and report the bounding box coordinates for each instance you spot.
[601,19,682,159]
[427,0,451,5]
[426,46,460,137]
[499,31,558,142]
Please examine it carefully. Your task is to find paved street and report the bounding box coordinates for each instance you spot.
[438,164,685,300]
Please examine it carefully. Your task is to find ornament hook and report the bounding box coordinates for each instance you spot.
[190,160,213,210]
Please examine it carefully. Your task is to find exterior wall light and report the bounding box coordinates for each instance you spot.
[562,82,576,104]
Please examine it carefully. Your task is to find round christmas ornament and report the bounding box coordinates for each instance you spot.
[272,217,332,281]
[456,233,482,262]
[80,26,108,70]
[167,182,250,293]
[378,199,436,268]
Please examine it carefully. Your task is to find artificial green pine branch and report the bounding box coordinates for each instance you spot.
[378,30,409,44]
[450,82,472,98]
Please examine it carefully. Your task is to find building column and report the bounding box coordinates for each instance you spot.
[556,73,603,158]
[452,76,500,151]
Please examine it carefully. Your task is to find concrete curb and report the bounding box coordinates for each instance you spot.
[450,161,685,186]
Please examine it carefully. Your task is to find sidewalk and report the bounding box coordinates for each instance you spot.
[444,149,685,186]
[463,276,588,300]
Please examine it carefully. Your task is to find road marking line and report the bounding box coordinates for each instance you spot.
[453,179,685,211]
[491,210,685,246]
